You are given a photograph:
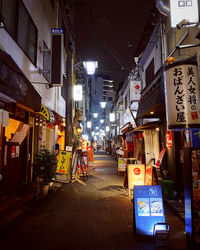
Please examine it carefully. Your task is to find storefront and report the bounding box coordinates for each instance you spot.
[0,49,41,197]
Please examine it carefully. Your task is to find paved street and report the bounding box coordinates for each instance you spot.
[0,152,187,250]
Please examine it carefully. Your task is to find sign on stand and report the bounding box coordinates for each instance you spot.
[118,158,127,172]
[134,185,165,237]
[56,151,71,182]
[127,164,145,196]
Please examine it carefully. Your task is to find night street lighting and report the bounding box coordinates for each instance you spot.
[100,102,107,108]
[93,113,98,118]
[83,61,98,75]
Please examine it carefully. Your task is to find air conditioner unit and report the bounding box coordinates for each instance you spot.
[50,28,64,87]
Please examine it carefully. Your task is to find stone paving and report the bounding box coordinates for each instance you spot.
[0,152,187,250]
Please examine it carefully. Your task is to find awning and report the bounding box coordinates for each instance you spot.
[0,49,41,111]
[120,122,132,133]
[133,121,160,132]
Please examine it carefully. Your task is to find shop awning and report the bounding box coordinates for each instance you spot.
[0,49,41,111]
[133,121,160,132]
[120,122,132,133]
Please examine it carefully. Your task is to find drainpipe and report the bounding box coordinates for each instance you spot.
[65,48,73,148]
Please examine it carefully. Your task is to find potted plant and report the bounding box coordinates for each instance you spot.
[33,146,57,195]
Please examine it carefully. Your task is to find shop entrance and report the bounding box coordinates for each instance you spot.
[0,118,31,197]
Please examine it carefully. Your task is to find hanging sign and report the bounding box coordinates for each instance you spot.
[166,130,173,149]
[164,60,200,129]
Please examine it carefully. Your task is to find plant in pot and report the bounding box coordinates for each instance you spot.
[33,146,57,195]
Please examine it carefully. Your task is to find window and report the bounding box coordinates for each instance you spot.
[108,97,113,102]
[145,58,154,86]
[1,0,18,37]
[1,0,38,65]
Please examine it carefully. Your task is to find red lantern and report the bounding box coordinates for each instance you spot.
[166,130,172,149]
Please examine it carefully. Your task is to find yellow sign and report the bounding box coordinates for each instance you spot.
[56,151,71,175]
[39,104,50,121]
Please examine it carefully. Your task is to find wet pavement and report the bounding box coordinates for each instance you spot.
[0,152,187,250]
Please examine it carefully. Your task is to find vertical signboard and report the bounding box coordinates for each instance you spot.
[134,185,165,236]
[56,151,71,181]
[164,59,200,129]
[170,0,199,27]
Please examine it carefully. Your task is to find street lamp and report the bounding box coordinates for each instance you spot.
[93,113,98,118]
[100,119,104,124]
[83,61,98,75]
[100,102,107,108]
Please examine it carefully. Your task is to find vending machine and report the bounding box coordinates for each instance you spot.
[183,148,200,248]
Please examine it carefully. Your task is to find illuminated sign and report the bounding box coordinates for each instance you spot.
[166,130,173,149]
[127,164,145,196]
[164,61,200,128]
[170,0,199,27]
[73,85,82,101]
[134,185,165,236]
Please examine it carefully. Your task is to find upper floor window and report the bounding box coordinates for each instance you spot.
[1,0,38,65]
[145,58,154,87]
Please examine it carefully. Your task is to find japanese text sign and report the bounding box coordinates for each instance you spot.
[164,61,200,128]
[56,151,71,175]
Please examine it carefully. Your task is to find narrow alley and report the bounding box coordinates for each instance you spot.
[0,152,186,250]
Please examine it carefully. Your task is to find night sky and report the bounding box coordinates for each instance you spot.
[73,0,157,85]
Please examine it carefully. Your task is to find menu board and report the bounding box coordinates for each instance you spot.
[134,185,165,236]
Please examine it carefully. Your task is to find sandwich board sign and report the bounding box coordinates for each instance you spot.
[134,185,165,236]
